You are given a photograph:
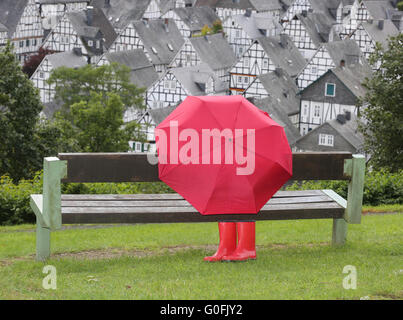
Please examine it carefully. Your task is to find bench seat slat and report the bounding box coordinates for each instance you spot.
[61,202,344,224]
[60,190,324,201]
[61,195,334,207]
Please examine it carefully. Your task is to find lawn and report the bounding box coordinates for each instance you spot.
[0,213,402,300]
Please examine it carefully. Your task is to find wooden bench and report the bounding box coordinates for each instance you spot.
[30,152,365,261]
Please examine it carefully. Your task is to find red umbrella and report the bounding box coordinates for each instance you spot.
[155,95,292,215]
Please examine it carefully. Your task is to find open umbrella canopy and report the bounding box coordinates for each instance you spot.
[155,95,292,215]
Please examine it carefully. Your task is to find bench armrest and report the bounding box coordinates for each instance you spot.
[344,154,365,224]
[42,157,67,230]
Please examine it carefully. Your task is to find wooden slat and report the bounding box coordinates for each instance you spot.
[61,196,333,207]
[60,190,324,201]
[58,152,352,183]
[61,202,344,224]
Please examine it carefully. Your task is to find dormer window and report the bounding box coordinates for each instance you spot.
[151,46,158,54]
[167,43,174,51]
[88,40,93,47]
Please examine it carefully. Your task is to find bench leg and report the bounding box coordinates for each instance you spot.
[332,218,348,246]
[36,217,51,261]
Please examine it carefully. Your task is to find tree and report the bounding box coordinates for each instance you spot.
[212,20,223,34]
[47,62,145,114]
[0,42,44,181]
[22,47,55,78]
[358,34,403,172]
[201,24,212,36]
[55,92,142,152]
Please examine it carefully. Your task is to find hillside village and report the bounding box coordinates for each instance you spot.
[1,0,402,155]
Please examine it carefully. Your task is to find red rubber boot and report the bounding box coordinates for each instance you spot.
[223,222,256,261]
[204,222,237,262]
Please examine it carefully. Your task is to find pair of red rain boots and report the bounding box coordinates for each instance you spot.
[204,222,256,262]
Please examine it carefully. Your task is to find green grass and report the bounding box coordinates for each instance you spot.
[363,204,403,213]
[0,214,402,300]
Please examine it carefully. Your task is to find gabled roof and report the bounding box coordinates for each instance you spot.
[0,0,28,37]
[364,0,395,20]
[323,39,367,68]
[361,19,399,47]
[309,0,341,21]
[253,97,301,145]
[189,33,237,71]
[104,49,159,89]
[66,8,117,49]
[46,50,87,69]
[232,12,283,39]
[330,64,371,98]
[257,34,306,77]
[172,6,220,32]
[0,22,8,33]
[170,63,228,95]
[91,0,150,30]
[250,0,283,11]
[295,11,340,46]
[149,105,177,126]
[253,70,300,116]
[132,19,185,65]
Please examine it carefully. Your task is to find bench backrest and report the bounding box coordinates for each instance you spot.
[58,152,353,183]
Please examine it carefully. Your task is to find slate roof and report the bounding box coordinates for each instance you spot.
[170,63,228,95]
[257,34,306,77]
[253,70,300,116]
[0,0,28,37]
[295,11,340,46]
[149,105,178,126]
[172,6,221,32]
[232,12,283,39]
[361,19,399,47]
[309,0,341,21]
[132,18,185,65]
[249,0,283,11]
[38,0,90,3]
[0,22,8,33]
[364,0,395,20]
[323,39,368,68]
[330,64,372,98]
[189,33,237,71]
[104,49,159,89]
[66,7,117,49]
[46,50,88,68]
[253,97,301,145]
[195,0,254,10]
[91,0,150,30]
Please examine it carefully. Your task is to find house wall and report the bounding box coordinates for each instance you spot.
[223,16,253,58]
[162,10,192,38]
[295,122,356,152]
[30,56,55,103]
[283,16,317,60]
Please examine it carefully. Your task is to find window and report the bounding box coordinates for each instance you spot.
[237,76,243,84]
[19,41,24,48]
[88,40,93,47]
[33,39,37,46]
[96,40,100,49]
[303,104,308,115]
[318,134,334,147]
[243,58,249,67]
[314,105,320,117]
[236,30,240,38]
[26,39,30,47]
[39,72,44,79]
[325,83,336,97]
[311,66,317,74]
[263,59,269,69]
[244,77,249,84]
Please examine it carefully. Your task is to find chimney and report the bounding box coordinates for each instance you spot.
[336,114,346,124]
[345,111,351,121]
[279,33,288,48]
[378,20,384,30]
[368,18,373,24]
[164,18,169,32]
[274,68,284,77]
[340,59,345,67]
[86,6,94,26]
[301,10,308,17]
[73,47,82,56]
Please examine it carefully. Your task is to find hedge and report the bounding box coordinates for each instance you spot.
[0,169,402,225]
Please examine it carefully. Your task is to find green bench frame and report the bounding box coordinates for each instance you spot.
[30,152,365,261]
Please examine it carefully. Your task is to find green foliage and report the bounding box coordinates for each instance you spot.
[358,34,403,172]
[201,24,212,36]
[212,20,223,34]
[47,62,145,113]
[286,169,403,206]
[55,92,143,152]
[397,1,403,11]
[0,42,44,182]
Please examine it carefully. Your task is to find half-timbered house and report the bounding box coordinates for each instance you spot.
[229,34,305,95]
[31,50,87,103]
[106,18,184,75]
[0,23,8,47]
[0,0,43,63]
[347,19,399,62]
[296,38,366,89]
[146,63,227,109]
[294,112,364,153]
[244,69,301,126]
[283,11,340,60]
[170,33,237,83]
[41,6,117,64]
[223,10,283,58]
[298,64,371,135]
[162,6,220,38]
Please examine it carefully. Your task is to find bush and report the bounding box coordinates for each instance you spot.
[286,169,403,206]
[0,169,401,225]
[0,172,174,225]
